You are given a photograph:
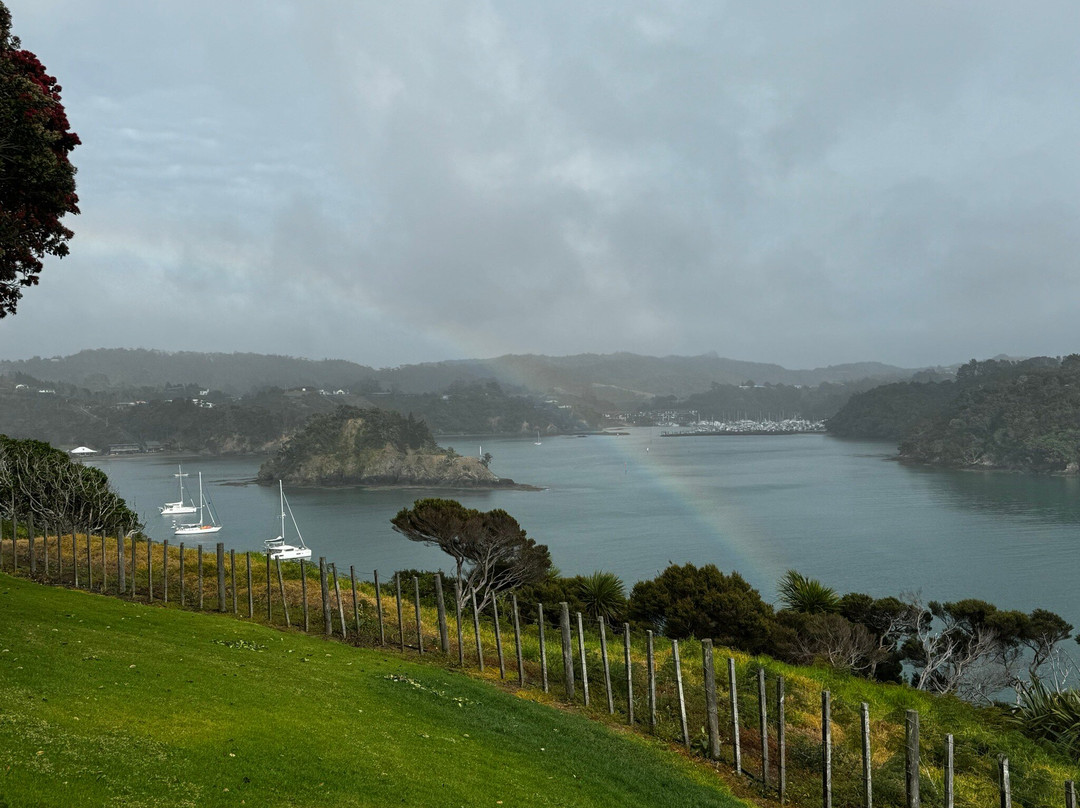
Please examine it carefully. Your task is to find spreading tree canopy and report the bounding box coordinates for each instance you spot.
[0,435,140,535]
[0,2,80,317]
[391,498,551,612]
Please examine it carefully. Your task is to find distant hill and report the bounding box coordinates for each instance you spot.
[0,349,381,395]
[0,348,923,404]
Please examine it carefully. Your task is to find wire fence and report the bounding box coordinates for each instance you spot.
[2,525,1078,808]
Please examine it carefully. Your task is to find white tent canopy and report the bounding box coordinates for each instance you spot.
[69,446,98,455]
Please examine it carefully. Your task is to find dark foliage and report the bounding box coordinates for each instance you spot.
[826,379,960,439]
[0,3,80,316]
[0,434,139,534]
[391,499,551,613]
[626,562,781,653]
[829,356,1080,472]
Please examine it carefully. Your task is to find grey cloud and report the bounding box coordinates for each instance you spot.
[1,0,1078,369]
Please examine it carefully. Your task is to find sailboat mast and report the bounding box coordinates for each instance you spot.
[279,480,285,537]
[198,472,204,523]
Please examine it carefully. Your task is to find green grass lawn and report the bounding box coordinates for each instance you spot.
[0,573,749,807]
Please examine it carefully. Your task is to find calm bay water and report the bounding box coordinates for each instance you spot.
[90,431,1080,627]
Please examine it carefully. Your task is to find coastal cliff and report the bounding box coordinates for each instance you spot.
[256,405,525,488]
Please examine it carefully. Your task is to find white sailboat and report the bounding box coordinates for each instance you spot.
[534,430,542,446]
[160,465,198,515]
[173,472,222,536]
[264,481,311,561]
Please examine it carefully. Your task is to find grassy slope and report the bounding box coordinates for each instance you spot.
[0,574,747,808]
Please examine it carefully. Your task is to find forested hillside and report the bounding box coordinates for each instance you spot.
[0,375,587,453]
[651,378,892,423]
[829,356,1080,472]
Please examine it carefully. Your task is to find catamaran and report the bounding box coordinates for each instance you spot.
[160,465,198,515]
[264,480,311,561]
[173,472,222,536]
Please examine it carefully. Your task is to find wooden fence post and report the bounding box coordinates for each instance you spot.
[559,602,574,700]
[117,529,126,595]
[395,572,404,651]
[320,557,332,637]
[623,622,634,725]
[230,549,237,614]
[300,559,309,631]
[217,543,226,612]
[512,594,524,686]
[1066,780,1076,808]
[198,544,205,611]
[99,532,106,591]
[88,529,94,592]
[332,563,346,639]
[435,573,450,653]
[145,536,150,601]
[71,529,77,588]
[128,533,134,596]
[702,639,720,760]
[599,617,614,714]
[245,552,253,618]
[538,603,549,692]
[730,657,742,773]
[161,539,168,602]
[374,570,385,645]
[905,709,919,808]
[673,639,689,747]
[350,566,359,634]
[276,560,291,627]
[861,702,872,808]
[944,734,954,808]
[646,630,656,730]
[413,575,423,654]
[999,756,1011,808]
[823,691,833,808]
[778,676,786,803]
[454,578,464,665]
[491,598,503,677]
[471,591,484,670]
[178,542,185,606]
[265,553,272,621]
[576,612,589,706]
[28,518,35,578]
[759,668,769,786]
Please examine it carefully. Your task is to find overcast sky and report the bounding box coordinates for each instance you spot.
[2,1,1079,370]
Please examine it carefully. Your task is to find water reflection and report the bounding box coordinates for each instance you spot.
[901,463,1080,525]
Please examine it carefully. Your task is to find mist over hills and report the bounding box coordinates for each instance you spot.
[0,348,926,403]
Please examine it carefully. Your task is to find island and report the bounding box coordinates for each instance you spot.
[255,405,536,489]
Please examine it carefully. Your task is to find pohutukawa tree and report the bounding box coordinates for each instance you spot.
[0,436,140,538]
[0,1,80,317]
[391,498,551,613]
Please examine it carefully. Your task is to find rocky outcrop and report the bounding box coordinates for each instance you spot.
[256,406,532,488]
